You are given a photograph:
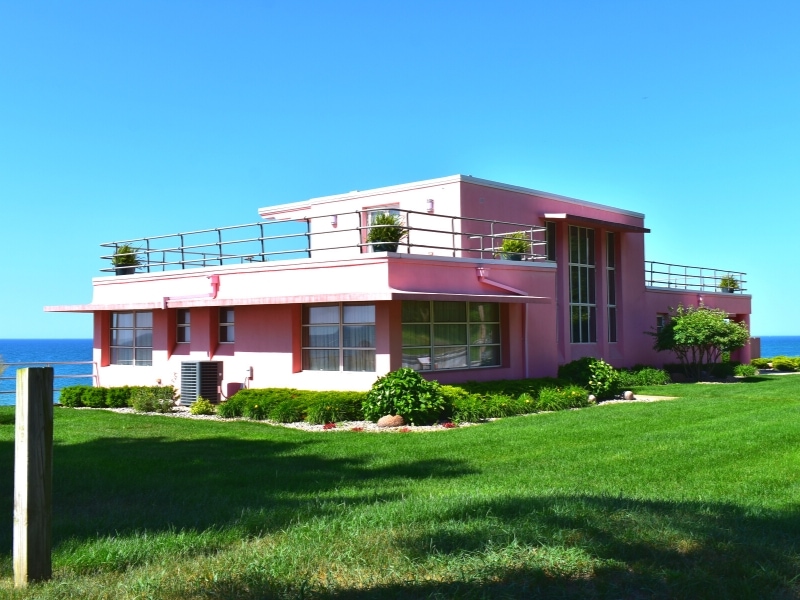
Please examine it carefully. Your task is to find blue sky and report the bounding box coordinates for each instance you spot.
[1,1,797,338]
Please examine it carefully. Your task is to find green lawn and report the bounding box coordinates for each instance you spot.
[0,376,799,599]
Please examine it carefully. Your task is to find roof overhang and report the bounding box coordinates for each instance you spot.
[543,213,650,233]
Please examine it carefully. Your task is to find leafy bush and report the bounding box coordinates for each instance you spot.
[305,392,366,424]
[771,356,798,372]
[559,357,619,399]
[734,364,757,377]
[217,394,247,418]
[750,358,770,369]
[243,401,269,420]
[557,357,595,387]
[536,385,592,412]
[363,368,445,425]
[190,397,216,415]
[616,367,670,387]
[131,386,176,413]
[456,377,566,398]
[269,400,305,423]
[59,385,92,407]
[82,387,108,408]
[105,386,132,408]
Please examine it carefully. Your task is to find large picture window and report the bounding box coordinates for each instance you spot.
[302,303,375,371]
[569,226,597,343]
[110,311,153,366]
[402,301,501,371]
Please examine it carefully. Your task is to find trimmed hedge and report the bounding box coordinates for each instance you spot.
[216,388,367,423]
[59,385,176,409]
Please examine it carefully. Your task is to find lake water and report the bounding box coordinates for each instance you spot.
[1,336,799,405]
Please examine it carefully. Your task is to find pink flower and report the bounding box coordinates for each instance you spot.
[323,422,336,430]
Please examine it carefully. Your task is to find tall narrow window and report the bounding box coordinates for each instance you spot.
[656,313,668,333]
[546,221,557,261]
[402,301,501,371]
[177,309,191,343]
[110,311,153,366]
[569,226,596,343]
[219,308,235,343]
[607,232,617,343]
[302,303,375,371]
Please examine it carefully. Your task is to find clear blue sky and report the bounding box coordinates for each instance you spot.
[1,1,797,338]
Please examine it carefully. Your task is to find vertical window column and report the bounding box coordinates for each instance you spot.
[569,226,597,343]
[177,309,191,343]
[607,232,617,343]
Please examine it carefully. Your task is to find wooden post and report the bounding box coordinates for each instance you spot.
[13,367,53,587]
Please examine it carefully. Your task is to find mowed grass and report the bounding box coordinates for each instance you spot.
[0,376,798,599]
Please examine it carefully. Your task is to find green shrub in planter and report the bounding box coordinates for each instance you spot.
[363,368,445,425]
[190,397,216,415]
[536,385,591,412]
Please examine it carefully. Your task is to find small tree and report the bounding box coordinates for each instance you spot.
[651,305,749,379]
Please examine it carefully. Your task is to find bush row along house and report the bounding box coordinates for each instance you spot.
[46,175,754,401]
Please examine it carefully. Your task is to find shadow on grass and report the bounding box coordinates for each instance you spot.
[0,433,475,551]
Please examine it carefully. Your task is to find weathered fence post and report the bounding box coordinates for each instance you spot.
[13,367,53,587]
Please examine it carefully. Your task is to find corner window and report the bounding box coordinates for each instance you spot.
[402,301,501,371]
[546,221,557,261]
[177,309,191,343]
[302,303,376,371]
[656,313,668,334]
[110,311,153,366]
[569,226,597,343]
[607,232,617,343]
[219,308,235,343]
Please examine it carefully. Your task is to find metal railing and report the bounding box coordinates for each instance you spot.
[645,261,747,294]
[100,209,551,273]
[0,361,98,398]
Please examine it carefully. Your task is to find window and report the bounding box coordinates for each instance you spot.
[656,313,668,333]
[110,311,153,366]
[219,308,234,343]
[177,309,190,343]
[607,232,617,343]
[302,303,375,371]
[569,226,597,343]
[402,301,501,371]
[546,221,557,261]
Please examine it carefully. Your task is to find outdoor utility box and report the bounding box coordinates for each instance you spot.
[180,361,222,405]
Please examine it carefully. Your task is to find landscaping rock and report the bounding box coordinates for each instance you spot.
[377,415,405,428]
[623,390,635,400]
[588,394,597,404]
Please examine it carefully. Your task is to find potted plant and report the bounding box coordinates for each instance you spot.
[719,274,739,293]
[366,212,407,253]
[499,232,529,261]
[111,244,141,275]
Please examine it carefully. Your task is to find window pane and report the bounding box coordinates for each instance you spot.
[302,349,339,371]
[569,227,579,262]
[343,349,375,372]
[589,306,597,342]
[587,267,596,303]
[402,301,430,323]
[402,324,430,347]
[135,348,153,366]
[607,271,616,305]
[111,329,134,347]
[587,229,595,265]
[608,307,617,343]
[433,301,466,322]
[177,309,191,325]
[581,306,590,342]
[469,302,499,322]
[112,312,134,328]
[343,325,375,348]
[571,306,581,343]
[177,327,190,343]
[470,323,500,345]
[304,305,338,324]
[434,346,468,369]
[470,345,500,367]
[111,347,133,365]
[136,311,153,327]
[606,233,615,267]
[402,348,431,371]
[570,266,580,303]
[434,324,467,346]
[220,308,235,324]
[303,325,339,347]
[136,330,153,348]
[343,304,374,323]
[220,325,235,343]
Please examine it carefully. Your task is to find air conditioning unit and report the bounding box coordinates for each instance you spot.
[180,361,222,405]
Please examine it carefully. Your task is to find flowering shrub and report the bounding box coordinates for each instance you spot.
[131,386,176,413]
[442,422,456,429]
[190,397,216,415]
[587,358,620,399]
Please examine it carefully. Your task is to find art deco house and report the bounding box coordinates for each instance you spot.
[46,175,752,401]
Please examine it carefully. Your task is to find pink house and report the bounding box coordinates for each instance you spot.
[45,175,752,402]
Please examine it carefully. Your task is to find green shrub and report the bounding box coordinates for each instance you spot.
[59,385,91,407]
[243,401,269,420]
[557,357,595,386]
[710,361,737,378]
[734,364,757,377]
[217,394,247,418]
[305,392,366,424]
[269,400,305,423]
[750,358,770,369]
[82,387,107,408]
[456,377,566,398]
[131,386,176,413]
[105,386,132,408]
[559,357,619,399]
[189,397,216,415]
[536,385,591,412]
[363,368,445,425]
[617,367,670,387]
[771,356,797,372]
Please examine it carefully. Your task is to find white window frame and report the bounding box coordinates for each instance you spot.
[110,311,153,366]
[219,308,235,344]
[177,308,191,344]
[301,303,376,372]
